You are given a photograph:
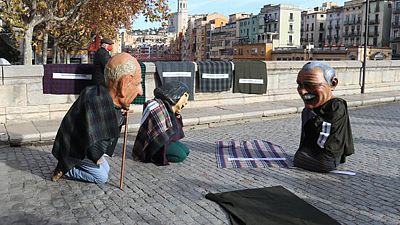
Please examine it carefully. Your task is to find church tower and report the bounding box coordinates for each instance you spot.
[176,0,188,33]
[168,0,189,33]
[177,0,188,14]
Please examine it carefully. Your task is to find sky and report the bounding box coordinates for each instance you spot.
[132,0,346,30]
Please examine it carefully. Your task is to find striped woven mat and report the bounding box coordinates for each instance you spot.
[215,140,292,168]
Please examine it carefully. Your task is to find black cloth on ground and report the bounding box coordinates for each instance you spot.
[205,186,340,225]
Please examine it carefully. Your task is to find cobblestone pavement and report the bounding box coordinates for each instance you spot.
[1,102,399,225]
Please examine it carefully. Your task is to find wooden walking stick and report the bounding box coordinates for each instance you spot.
[119,111,129,190]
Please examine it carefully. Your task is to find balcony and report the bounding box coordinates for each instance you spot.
[349,32,361,37]
[369,19,380,25]
[287,41,294,46]
[393,22,400,28]
[328,25,333,30]
[367,31,379,37]
[319,27,325,31]
[392,36,400,42]
[355,19,362,24]
[288,29,294,34]
[327,35,332,40]
[264,17,278,23]
[335,24,340,29]
[394,8,400,14]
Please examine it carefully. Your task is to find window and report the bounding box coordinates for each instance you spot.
[289,13,293,20]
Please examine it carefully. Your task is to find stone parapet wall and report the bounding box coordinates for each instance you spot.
[1,60,400,124]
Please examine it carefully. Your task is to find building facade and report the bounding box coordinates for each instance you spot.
[238,14,259,44]
[301,5,331,48]
[391,0,400,56]
[325,6,344,47]
[362,0,392,48]
[342,0,363,47]
[181,15,206,61]
[121,28,174,59]
[259,4,302,48]
[233,43,273,60]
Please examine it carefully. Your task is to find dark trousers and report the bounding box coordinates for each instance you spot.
[293,147,339,173]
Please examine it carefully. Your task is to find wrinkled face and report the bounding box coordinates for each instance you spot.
[120,66,143,110]
[297,68,333,109]
[172,92,189,114]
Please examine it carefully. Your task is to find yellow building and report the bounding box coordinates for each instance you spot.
[233,43,273,61]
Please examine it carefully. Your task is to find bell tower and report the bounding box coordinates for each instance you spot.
[178,0,188,14]
[176,0,188,33]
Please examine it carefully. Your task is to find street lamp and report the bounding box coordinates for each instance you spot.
[361,0,370,94]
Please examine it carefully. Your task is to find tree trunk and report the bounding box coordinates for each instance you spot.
[66,51,70,64]
[23,25,34,65]
[42,31,48,64]
[53,41,59,64]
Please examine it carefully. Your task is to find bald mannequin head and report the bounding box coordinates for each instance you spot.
[105,53,143,110]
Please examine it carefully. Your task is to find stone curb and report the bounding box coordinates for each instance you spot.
[2,95,400,146]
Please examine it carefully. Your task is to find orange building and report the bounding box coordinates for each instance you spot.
[233,43,273,61]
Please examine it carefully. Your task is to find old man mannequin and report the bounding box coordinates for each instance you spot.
[132,81,190,165]
[293,61,354,173]
[51,53,143,183]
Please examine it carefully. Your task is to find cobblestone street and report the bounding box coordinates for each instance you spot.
[1,102,399,225]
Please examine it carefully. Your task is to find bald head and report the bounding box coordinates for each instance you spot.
[104,53,143,110]
[104,52,140,83]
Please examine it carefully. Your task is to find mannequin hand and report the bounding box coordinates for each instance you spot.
[121,109,133,115]
[96,158,103,165]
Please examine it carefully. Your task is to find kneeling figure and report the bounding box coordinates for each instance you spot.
[133,81,190,165]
